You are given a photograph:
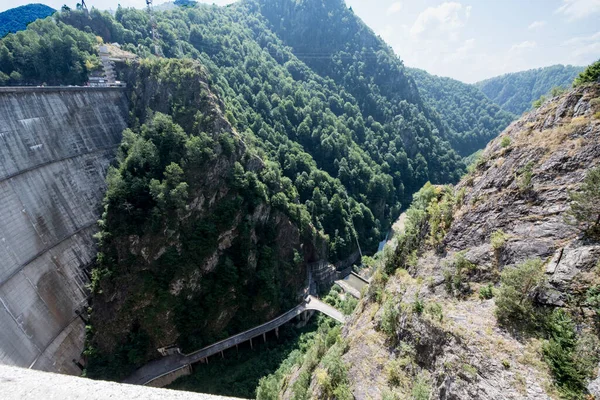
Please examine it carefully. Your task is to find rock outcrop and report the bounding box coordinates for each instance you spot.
[85,60,326,380]
[285,84,600,399]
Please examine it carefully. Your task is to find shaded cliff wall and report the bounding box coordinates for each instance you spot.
[0,87,128,374]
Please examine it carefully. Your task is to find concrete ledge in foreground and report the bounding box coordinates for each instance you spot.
[0,365,244,400]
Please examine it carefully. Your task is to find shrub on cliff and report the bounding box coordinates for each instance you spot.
[495,258,545,327]
[444,251,476,297]
[542,309,592,399]
[565,166,600,238]
[573,59,600,87]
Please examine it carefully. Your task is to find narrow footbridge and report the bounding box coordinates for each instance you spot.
[123,295,345,386]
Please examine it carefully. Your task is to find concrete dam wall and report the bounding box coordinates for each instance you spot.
[0,87,128,374]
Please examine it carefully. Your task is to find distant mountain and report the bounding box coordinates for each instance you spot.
[255,0,511,158]
[409,68,515,156]
[0,4,55,38]
[475,64,584,115]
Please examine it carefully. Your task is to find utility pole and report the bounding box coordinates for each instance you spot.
[77,0,89,14]
[343,190,363,259]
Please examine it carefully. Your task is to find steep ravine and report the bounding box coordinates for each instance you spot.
[279,84,600,399]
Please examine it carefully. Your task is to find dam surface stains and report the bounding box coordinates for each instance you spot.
[0,88,128,374]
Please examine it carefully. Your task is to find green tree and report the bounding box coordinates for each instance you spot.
[573,59,600,87]
[565,166,600,237]
[476,65,584,114]
[495,258,545,327]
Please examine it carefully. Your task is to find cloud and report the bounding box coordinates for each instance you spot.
[562,31,600,62]
[555,0,600,21]
[378,25,396,42]
[444,38,476,63]
[410,2,471,40]
[528,20,546,30]
[509,41,537,53]
[387,2,402,14]
[457,38,476,53]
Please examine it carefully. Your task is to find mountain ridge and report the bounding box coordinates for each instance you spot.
[0,3,55,37]
[475,64,585,115]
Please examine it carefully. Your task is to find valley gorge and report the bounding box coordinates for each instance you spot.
[0,0,599,399]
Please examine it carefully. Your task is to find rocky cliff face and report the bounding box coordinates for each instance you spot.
[85,59,325,380]
[284,84,600,399]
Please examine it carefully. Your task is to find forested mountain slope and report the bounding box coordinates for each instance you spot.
[85,58,323,380]
[0,2,465,380]
[0,16,97,85]
[476,64,584,115]
[409,68,515,156]
[255,0,511,157]
[0,4,54,37]
[47,2,468,256]
[0,0,540,384]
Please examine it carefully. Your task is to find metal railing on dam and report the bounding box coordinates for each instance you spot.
[123,296,346,387]
[0,86,126,93]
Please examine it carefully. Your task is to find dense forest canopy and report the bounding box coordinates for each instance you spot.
[0,3,55,38]
[0,1,470,260]
[0,17,99,85]
[475,64,584,115]
[254,0,500,158]
[409,68,515,156]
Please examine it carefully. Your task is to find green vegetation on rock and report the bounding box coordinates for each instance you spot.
[85,59,316,380]
[573,59,600,87]
[565,166,600,237]
[495,258,546,328]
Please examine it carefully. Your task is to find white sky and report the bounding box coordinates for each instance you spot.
[1,0,599,83]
